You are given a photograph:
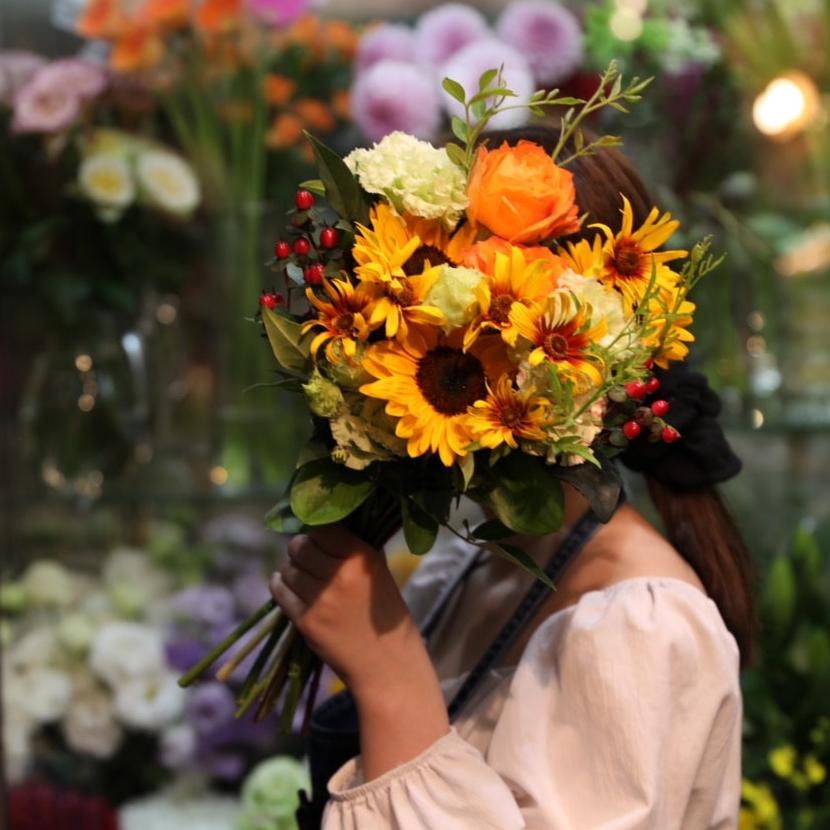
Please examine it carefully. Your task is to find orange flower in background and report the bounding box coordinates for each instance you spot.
[467,140,581,245]
[77,0,125,38]
[332,89,351,121]
[267,112,303,148]
[464,235,566,279]
[144,0,189,28]
[196,0,243,34]
[264,74,297,106]
[294,98,335,132]
[324,19,359,59]
[111,24,165,72]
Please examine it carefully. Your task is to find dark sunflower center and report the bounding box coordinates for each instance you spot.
[416,347,487,415]
[403,244,450,276]
[499,403,525,428]
[543,332,570,359]
[490,294,514,325]
[391,283,416,307]
[333,312,354,332]
[612,238,643,277]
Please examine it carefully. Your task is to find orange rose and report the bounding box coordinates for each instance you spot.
[466,140,581,245]
[463,235,566,282]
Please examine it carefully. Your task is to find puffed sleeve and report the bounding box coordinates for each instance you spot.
[322,579,742,830]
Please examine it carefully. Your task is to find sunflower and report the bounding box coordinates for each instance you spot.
[464,246,558,350]
[352,203,477,285]
[558,235,604,279]
[464,375,550,450]
[591,196,687,313]
[301,278,377,364]
[506,292,606,390]
[366,267,445,340]
[642,289,696,368]
[360,327,506,467]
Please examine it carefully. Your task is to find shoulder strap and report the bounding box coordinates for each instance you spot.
[447,503,616,720]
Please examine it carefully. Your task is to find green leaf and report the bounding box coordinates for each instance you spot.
[468,87,517,106]
[482,453,564,535]
[761,556,796,634]
[290,457,375,526]
[261,307,313,376]
[402,497,439,555]
[264,499,304,534]
[471,519,513,541]
[304,132,370,226]
[550,96,586,106]
[490,542,555,590]
[471,99,487,120]
[298,178,326,195]
[444,142,467,168]
[451,115,469,143]
[442,77,467,104]
[550,454,622,523]
[478,68,499,91]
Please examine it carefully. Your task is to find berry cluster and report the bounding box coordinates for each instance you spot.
[259,189,349,314]
[607,365,679,448]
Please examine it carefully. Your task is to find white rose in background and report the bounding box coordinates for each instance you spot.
[136,150,201,216]
[62,688,123,759]
[3,714,33,783]
[114,673,187,731]
[119,791,242,830]
[21,560,76,608]
[345,132,469,229]
[104,547,172,619]
[90,621,166,686]
[11,666,73,722]
[79,153,136,222]
[57,612,97,654]
[9,626,58,669]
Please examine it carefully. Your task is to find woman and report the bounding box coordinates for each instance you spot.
[271,127,755,829]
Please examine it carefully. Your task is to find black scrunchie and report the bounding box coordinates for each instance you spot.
[620,362,742,491]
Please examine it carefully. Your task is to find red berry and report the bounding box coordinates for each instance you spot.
[320,227,340,249]
[304,263,325,285]
[662,426,680,443]
[293,237,312,256]
[644,358,655,370]
[645,377,661,394]
[295,190,315,210]
[274,240,291,259]
[651,399,670,417]
[622,420,642,440]
[624,380,648,400]
[260,292,278,310]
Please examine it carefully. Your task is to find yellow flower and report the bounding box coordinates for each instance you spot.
[804,753,827,785]
[464,246,558,350]
[740,779,782,830]
[464,375,549,450]
[558,235,604,279]
[768,745,797,779]
[360,327,504,467]
[591,196,687,313]
[301,279,377,363]
[366,268,445,341]
[642,287,696,368]
[506,292,606,391]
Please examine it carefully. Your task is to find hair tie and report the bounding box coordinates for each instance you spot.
[620,362,742,490]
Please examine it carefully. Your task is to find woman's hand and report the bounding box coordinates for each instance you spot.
[270,524,425,700]
[270,524,450,780]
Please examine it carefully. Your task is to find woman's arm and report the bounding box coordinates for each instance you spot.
[270,525,450,780]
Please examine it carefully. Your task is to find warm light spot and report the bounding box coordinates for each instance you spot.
[609,8,643,41]
[752,72,819,139]
[156,302,178,325]
[78,393,95,412]
[75,353,93,372]
[210,465,229,485]
[615,0,648,13]
[42,461,65,489]
[750,408,765,429]
[746,335,766,356]
[747,310,766,331]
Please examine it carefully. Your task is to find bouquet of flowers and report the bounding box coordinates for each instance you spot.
[180,60,723,725]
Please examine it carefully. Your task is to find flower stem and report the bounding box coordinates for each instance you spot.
[238,610,291,703]
[215,609,282,682]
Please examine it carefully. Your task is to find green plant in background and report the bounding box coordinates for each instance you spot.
[741,525,830,828]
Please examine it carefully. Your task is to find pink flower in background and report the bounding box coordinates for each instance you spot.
[352,59,441,142]
[496,1,584,86]
[414,3,490,71]
[0,50,46,106]
[441,39,535,130]
[34,58,108,100]
[246,0,310,26]
[357,23,416,73]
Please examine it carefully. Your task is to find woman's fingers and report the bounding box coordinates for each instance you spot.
[280,561,324,605]
[287,534,338,580]
[269,572,306,621]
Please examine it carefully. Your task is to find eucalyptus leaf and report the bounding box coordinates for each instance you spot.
[471,519,513,541]
[442,77,466,104]
[478,68,498,90]
[489,542,555,590]
[305,132,369,226]
[261,307,312,376]
[445,142,467,168]
[550,454,622,523]
[402,497,439,555]
[290,457,375,526]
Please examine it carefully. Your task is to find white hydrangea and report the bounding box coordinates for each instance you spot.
[344,131,469,230]
[114,673,186,731]
[330,396,407,470]
[21,560,76,608]
[425,265,484,331]
[90,622,166,687]
[62,688,123,759]
[119,791,242,830]
[557,270,635,357]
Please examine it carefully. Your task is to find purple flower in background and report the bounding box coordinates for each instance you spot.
[414,4,490,71]
[352,59,442,142]
[246,0,309,26]
[0,50,47,106]
[441,40,535,130]
[496,1,583,86]
[187,682,237,735]
[164,636,209,672]
[204,752,246,782]
[203,513,274,558]
[233,569,271,617]
[357,24,416,73]
[173,585,236,629]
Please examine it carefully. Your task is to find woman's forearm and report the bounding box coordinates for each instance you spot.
[352,625,450,781]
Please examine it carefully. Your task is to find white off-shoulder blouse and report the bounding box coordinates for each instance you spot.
[322,533,743,829]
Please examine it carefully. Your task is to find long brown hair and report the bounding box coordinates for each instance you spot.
[485,124,758,666]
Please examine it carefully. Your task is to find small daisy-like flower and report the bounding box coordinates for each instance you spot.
[366,268,445,341]
[464,375,549,450]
